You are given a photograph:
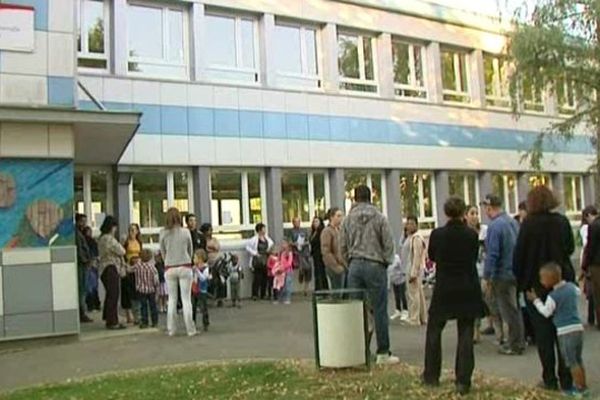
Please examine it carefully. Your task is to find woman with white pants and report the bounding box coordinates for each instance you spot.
[160,207,196,337]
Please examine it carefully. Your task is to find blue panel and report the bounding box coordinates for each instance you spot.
[161,106,188,135]
[77,100,98,111]
[239,110,263,138]
[104,101,133,111]
[330,116,349,141]
[308,115,330,141]
[286,113,309,140]
[214,109,240,137]
[263,112,286,139]
[134,104,160,134]
[5,0,48,31]
[188,107,214,136]
[47,76,74,106]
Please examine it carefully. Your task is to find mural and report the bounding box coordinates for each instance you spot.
[0,159,74,249]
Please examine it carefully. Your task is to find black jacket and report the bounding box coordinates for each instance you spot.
[76,229,91,268]
[428,220,484,320]
[514,212,575,293]
[583,217,600,270]
[190,229,206,252]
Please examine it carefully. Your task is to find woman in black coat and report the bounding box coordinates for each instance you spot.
[310,216,328,291]
[423,197,484,396]
[514,186,575,391]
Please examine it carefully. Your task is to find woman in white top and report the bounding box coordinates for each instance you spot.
[160,207,196,337]
[246,223,274,300]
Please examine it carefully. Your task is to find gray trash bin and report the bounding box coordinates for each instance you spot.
[312,289,370,369]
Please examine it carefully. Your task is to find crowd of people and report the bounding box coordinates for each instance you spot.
[74,183,596,397]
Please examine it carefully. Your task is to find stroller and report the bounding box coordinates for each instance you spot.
[209,253,234,307]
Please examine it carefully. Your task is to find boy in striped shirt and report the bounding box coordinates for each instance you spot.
[133,249,160,329]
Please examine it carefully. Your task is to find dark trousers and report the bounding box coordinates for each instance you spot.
[100,265,120,327]
[424,317,475,387]
[393,283,408,311]
[138,293,158,326]
[526,300,573,390]
[588,293,596,326]
[252,268,268,299]
[314,264,329,291]
[77,264,87,317]
[192,293,210,328]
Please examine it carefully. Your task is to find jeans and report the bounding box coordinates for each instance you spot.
[347,259,390,355]
[392,283,408,311]
[192,293,210,328]
[327,269,346,291]
[424,317,475,387]
[279,273,294,303]
[492,279,525,351]
[166,267,196,336]
[138,293,158,326]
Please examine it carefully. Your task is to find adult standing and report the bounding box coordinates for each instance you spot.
[514,186,575,391]
[481,194,525,355]
[340,185,398,365]
[290,217,312,296]
[160,207,196,337]
[321,208,346,290]
[423,197,484,395]
[122,223,142,324]
[246,223,274,300]
[202,223,225,306]
[310,217,328,291]
[186,214,206,252]
[97,216,126,330]
[581,205,598,327]
[83,226,101,312]
[403,216,427,326]
[75,214,93,323]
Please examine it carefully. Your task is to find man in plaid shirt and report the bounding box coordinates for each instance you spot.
[133,249,160,328]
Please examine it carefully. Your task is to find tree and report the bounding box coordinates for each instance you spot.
[506,0,600,205]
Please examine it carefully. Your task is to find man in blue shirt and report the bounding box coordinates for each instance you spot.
[482,194,525,355]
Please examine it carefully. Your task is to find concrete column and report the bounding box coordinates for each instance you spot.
[434,170,450,226]
[377,33,394,99]
[328,168,345,210]
[193,166,212,224]
[258,13,276,87]
[321,23,340,93]
[552,172,566,213]
[425,42,443,103]
[469,49,486,108]
[265,167,284,243]
[517,172,529,203]
[584,174,597,207]
[116,171,132,236]
[479,171,493,223]
[190,2,206,81]
[385,170,403,247]
[112,0,128,75]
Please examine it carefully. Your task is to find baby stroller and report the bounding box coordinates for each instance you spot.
[210,253,233,307]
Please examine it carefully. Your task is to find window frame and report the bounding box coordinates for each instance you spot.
[441,48,471,104]
[282,170,329,229]
[448,172,480,206]
[74,167,114,235]
[563,175,585,217]
[127,1,190,79]
[337,29,379,94]
[556,77,577,116]
[391,37,427,100]
[483,53,510,109]
[493,173,519,215]
[400,171,437,229]
[77,0,110,72]
[521,77,545,114]
[204,10,260,84]
[344,171,387,215]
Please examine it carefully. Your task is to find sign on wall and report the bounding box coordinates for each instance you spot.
[0,4,34,52]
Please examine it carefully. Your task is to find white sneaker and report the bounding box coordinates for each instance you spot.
[187,331,197,337]
[400,310,409,321]
[390,310,402,320]
[376,353,400,365]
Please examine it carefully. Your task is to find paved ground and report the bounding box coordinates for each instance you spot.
[1,297,599,395]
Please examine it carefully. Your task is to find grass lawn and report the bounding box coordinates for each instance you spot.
[1,360,565,400]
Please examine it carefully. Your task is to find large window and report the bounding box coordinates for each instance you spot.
[210,170,265,240]
[282,171,327,226]
[274,21,320,89]
[483,54,510,108]
[128,3,187,79]
[556,77,577,115]
[492,174,518,215]
[345,171,384,212]
[448,173,479,206]
[400,172,436,229]
[522,76,545,113]
[441,48,470,103]
[205,12,258,83]
[131,170,192,243]
[74,169,112,233]
[77,0,109,70]
[563,175,584,217]
[529,174,551,190]
[337,31,377,93]
[392,38,426,99]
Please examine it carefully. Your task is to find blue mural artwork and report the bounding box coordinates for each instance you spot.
[0,159,74,249]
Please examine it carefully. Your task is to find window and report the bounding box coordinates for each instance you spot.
[392,39,426,99]
[77,0,109,70]
[400,172,436,229]
[128,3,188,79]
[529,174,551,190]
[492,174,518,215]
[131,170,192,243]
[205,12,258,83]
[344,171,384,212]
[282,171,327,226]
[448,173,479,206]
[441,48,470,103]
[522,76,545,113]
[210,170,265,240]
[556,77,577,115]
[563,175,584,217]
[483,54,510,108]
[337,31,377,93]
[274,21,320,88]
[74,169,113,233]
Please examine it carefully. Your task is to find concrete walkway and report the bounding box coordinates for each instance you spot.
[1,297,599,394]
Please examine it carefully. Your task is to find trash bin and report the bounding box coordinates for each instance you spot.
[312,289,370,369]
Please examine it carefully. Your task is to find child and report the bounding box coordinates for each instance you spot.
[192,249,210,331]
[277,241,294,305]
[389,254,408,321]
[155,251,167,313]
[228,254,243,308]
[132,249,159,329]
[267,247,280,302]
[527,263,587,396]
